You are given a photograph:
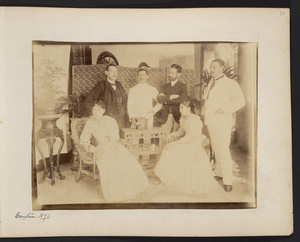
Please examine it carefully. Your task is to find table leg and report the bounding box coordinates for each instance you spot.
[47,131,56,186]
[56,129,66,180]
[36,132,48,184]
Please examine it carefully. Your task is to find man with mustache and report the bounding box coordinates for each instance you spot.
[81,64,128,130]
[156,64,188,135]
[204,59,245,192]
[128,62,161,129]
[127,62,162,160]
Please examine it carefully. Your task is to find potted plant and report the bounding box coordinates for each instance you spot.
[55,94,84,118]
[34,61,64,131]
[34,59,82,126]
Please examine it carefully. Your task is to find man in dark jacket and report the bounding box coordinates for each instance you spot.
[156,64,188,134]
[82,64,129,130]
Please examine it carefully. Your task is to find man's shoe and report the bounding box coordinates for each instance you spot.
[224,185,232,192]
[214,176,223,181]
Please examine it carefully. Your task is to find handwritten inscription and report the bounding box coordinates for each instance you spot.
[15,212,50,222]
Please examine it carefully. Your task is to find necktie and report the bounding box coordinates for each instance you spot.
[206,74,224,99]
[111,83,116,90]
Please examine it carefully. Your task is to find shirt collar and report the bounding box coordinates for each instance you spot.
[107,79,116,85]
[170,79,179,86]
[213,74,225,82]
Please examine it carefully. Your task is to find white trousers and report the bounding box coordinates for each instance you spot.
[207,121,233,185]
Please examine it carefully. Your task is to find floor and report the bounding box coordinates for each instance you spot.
[36,145,255,206]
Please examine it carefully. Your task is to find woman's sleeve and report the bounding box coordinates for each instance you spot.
[172,127,185,138]
[80,120,94,151]
[172,117,186,138]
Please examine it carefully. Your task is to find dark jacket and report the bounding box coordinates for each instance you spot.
[156,80,188,123]
[82,79,129,129]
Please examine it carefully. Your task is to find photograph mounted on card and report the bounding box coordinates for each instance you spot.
[32,41,257,210]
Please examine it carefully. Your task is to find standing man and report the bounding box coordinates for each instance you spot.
[127,62,161,128]
[82,64,128,130]
[204,59,245,192]
[156,64,188,134]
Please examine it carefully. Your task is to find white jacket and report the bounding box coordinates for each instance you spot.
[128,83,162,123]
[205,75,245,126]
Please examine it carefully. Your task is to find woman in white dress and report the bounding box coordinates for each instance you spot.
[80,101,149,202]
[154,98,218,194]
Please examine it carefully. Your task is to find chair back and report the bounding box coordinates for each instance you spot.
[70,118,94,164]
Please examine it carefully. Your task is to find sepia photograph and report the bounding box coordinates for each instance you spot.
[32,41,257,209]
[0,7,292,237]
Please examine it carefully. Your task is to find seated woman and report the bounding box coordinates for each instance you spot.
[80,100,149,202]
[154,97,218,195]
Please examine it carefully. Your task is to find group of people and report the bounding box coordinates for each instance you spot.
[79,59,245,202]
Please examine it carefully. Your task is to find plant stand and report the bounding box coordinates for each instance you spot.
[35,114,66,185]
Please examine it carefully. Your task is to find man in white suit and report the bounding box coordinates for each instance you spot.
[127,62,162,161]
[128,62,161,128]
[204,59,245,192]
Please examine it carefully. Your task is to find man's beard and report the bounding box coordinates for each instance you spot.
[168,76,176,82]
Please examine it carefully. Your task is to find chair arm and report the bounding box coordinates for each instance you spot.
[70,134,94,164]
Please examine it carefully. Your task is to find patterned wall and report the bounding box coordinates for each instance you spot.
[72,64,195,97]
[146,67,168,92]
[72,64,106,97]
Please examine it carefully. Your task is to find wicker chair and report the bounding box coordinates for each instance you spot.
[70,118,100,183]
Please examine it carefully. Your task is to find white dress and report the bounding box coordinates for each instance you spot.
[80,116,149,202]
[154,114,218,194]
